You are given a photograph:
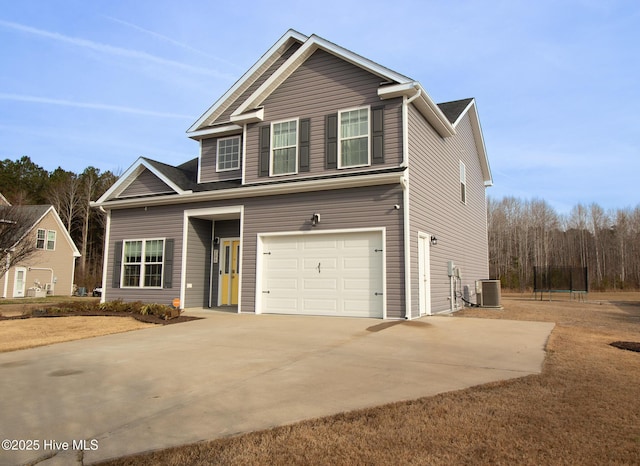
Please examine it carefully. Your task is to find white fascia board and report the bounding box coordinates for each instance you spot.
[186,29,308,134]
[458,100,492,186]
[232,34,412,118]
[47,207,81,257]
[187,124,243,140]
[94,171,403,209]
[379,83,456,138]
[94,158,187,204]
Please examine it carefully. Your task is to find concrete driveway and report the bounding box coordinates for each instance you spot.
[0,311,554,465]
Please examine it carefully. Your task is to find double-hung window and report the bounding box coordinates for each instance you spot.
[339,107,370,168]
[122,239,165,288]
[216,136,240,171]
[271,119,297,175]
[36,229,46,249]
[36,229,56,250]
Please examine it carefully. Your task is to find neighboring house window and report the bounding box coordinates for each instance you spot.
[339,107,370,168]
[36,229,46,249]
[36,229,56,250]
[47,230,56,250]
[460,161,467,204]
[216,136,240,171]
[121,239,165,288]
[271,119,298,175]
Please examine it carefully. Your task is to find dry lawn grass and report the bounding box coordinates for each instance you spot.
[100,292,640,466]
[0,316,155,352]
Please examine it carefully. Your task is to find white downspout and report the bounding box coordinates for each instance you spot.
[401,92,416,320]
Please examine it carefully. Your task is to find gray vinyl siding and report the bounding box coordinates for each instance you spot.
[240,184,405,318]
[104,183,404,317]
[407,106,489,316]
[199,137,242,183]
[119,169,173,198]
[212,42,302,125]
[106,207,183,304]
[244,49,403,184]
[184,218,212,308]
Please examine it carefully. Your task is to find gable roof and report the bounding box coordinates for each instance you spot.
[96,157,197,203]
[439,98,492,186]
[438,98,474,125]
[187,29,308,134]
[0,205,81,256]
[186,29,456,138]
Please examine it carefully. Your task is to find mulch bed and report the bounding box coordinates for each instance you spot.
[0,310,201,325]
[610,341,640,353]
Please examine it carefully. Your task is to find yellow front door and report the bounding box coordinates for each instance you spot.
[220,239,240,305]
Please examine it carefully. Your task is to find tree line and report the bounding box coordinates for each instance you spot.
[3,156,637,292]
[0,156,118,290]
[488,196,640,291]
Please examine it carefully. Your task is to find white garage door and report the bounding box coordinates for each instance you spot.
[260,230,384,318]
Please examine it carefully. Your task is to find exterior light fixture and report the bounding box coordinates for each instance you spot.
[311,213,320,227]
[430,235,438,246]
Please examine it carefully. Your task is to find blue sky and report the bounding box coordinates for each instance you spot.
[1,0,638,213]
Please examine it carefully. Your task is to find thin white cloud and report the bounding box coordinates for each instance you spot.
[0,93,192,119]
[0,19,233,80]
[104,16,241,69]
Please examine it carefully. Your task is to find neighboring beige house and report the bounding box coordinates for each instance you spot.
[1,201,81,298]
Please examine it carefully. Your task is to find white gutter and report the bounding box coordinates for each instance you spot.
[92,170,404,210]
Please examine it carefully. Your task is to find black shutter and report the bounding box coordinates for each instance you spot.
[299,118,310,172]
[112,241,123,289]
[163,239,174,289]
[371,106,384,164]
[325,113,338,169]
[258,125,270,177]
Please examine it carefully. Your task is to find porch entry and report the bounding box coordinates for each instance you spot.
[219,238,240,305]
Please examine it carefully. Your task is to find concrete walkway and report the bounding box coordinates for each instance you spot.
[0,311,554,465]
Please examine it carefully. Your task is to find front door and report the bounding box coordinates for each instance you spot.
[219,239,240,305]
[13,267,26,298]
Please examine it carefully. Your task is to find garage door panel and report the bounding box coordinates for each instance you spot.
[302,278,338,291]
[261,230,384,318]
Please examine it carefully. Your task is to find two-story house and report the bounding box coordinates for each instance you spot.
[93,30,492,319]
[1,199,81,298]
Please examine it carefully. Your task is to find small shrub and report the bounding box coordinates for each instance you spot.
[140,303,175,319]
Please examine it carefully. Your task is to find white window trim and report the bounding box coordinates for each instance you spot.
[460,160,467,205]
[46,230,56,251]
[36,228,56,250]
[36,228,46,249]
[270,118,299,177]
[216,135,241,172]
[120,238,166,289]
[338,105,371,169]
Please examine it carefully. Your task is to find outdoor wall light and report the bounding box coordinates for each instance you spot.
[430,235,438,246]
[311,213,320,227]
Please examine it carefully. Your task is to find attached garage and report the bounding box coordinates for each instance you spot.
[257,229,385,318]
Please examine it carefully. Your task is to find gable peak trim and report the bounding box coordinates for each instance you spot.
[231,33,413,119]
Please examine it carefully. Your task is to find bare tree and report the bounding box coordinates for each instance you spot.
[0,206,39,280]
